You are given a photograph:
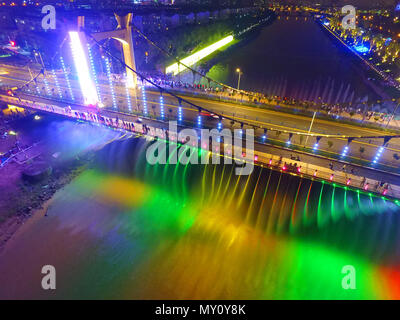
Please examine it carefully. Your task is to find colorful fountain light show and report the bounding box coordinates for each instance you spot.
[1,130,400,300]
[3,1,400,303]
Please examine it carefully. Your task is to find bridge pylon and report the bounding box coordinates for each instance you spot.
[86,13,138,89]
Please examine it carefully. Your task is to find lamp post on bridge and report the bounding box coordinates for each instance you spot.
[33,50,45,69]
[236,68,243,91]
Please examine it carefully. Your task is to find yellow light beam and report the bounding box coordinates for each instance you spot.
[166,35,234,76]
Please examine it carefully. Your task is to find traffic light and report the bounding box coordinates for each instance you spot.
[9,40,16,47]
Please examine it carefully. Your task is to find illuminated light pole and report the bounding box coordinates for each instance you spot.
[217,116,223,131]
[33,50,45,68]
[262,128,267,141]
[159,94,165,120]
[87,44,102,106]
[373,137,391,165]
[69,31,98,106]
[178,99,183,123]
[51,69,63,99]
[372,146,385,164]
[141,84,148,116]
[197,108,202,127]
[287,133,293,146]
[341,145,350,157]
[42,75,51,96]
[33,78,41,95]
[313,136,322,151]
[124,73,132,113]
[104,56,117,110]
[60,57,74,101]
[341,138,353,158]
[236,68,243,90]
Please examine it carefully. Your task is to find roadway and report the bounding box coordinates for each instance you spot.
[1,63,400,172]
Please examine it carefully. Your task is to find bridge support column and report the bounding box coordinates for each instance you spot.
[90,13,138,89]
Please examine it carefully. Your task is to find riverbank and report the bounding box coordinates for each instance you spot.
[0,111,121,253]
[0,153,93,252]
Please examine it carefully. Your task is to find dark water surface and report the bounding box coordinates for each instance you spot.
[205,17,379,104]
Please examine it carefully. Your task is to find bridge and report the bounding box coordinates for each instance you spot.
[1,13,400,198]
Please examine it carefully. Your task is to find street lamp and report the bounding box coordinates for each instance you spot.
[236,68,243,91]
[33,50,44,68]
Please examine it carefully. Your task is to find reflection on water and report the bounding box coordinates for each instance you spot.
[203,17,378,103]
[1,136,400,299]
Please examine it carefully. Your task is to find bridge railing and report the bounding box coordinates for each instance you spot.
[1,91,399,200]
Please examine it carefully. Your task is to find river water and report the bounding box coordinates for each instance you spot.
[1,18,400,299]
[204,16,382,105]
[0,118,400,299]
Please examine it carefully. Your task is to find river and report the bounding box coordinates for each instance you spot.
[203,16,384,105]
[0,117,400,299]
[1,17,400,299]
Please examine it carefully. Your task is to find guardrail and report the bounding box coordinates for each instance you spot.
[1,92,399,200]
